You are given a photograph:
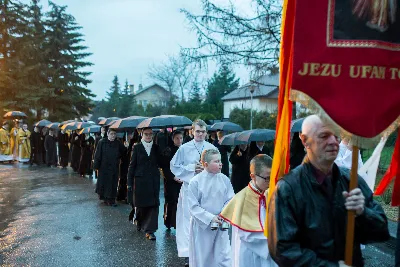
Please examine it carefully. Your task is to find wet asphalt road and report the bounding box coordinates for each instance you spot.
[0,163,396,267]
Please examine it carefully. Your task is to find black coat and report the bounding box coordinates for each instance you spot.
[213,140,231,177]
[160,145,181,203]
[79,136,95,175]
[58,132,70,158]
[30,131,43,154]
[70,133,82,171]
[268,160,390,267]
[127,143,161,208]
[229,146,250,193]
[289,133,306,170]
[247,141,271,162]
[44,135,57,165]
[94,139,125,199]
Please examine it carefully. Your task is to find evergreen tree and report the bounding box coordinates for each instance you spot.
[105,75,121,116]
[118,79,134,118]
[43,1,94,120]
[189,81,202,104]
[205,65,239,118]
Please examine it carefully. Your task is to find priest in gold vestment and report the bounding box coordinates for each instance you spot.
[17,123,31,163]
[0,121,13,162]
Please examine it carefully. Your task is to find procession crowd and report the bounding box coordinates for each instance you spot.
[0,116,392,267]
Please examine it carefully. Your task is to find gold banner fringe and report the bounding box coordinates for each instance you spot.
[290,89,400,149]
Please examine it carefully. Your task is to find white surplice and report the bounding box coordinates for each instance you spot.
[187,170,234,267]
[231,201,277,267]
[170,140,216,257]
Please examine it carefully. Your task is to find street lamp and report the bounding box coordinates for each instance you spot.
[249,84,255,130]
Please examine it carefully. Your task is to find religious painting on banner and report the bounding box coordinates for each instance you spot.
[290,0,400,144]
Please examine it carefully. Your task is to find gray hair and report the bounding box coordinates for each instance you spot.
[250,154,273,175]
[192,119,207,129]
[301,115,322,138]
[201,149,220,163]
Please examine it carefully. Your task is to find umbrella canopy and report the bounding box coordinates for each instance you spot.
[137,115,192,129]
[60,121,93,131]
[106,119,119,127]
[46,122,60,129]
[34,119,52,127]
[209,122,243,132]
[236,129,276,143]
[3,111,27,119]
[98,117,120,125]
[291,117,304,133]
[59,120,75,127]
[109,116,148,129]
[78,125,101,134]
[219,132,246,146]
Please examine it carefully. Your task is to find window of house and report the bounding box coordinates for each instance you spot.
[152,89,157,95]
[143,100,148,107]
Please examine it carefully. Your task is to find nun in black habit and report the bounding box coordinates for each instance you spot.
[94,128,126,206]
[79,133,95,177]
[128,127,161,241]
[70,131,82,172]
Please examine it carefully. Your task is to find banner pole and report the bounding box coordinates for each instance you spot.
[345,145,359,265]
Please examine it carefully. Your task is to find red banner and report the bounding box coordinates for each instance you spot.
[291,0,400,138]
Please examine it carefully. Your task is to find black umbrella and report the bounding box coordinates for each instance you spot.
[78,125,101,134]
[97,117,106,123]
[3,111,27,119]
[109,116,148,129]
[34,119,52,127]
[60,121,93,131]
[46,122,60,129]
[209,122,243,132]
[137,115,192,129]
[219,132,246,146]
[59,120,75,127]
[98,117,120,126]
[236,129,276,143]
[291,117,304,133]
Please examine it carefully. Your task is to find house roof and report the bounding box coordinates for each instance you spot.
[221,74,279,101]
[135,83,169,96]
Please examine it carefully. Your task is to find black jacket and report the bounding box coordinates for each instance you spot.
[268,160,390,267]
[229,145,250,193]
[127,143,161,207]
[30,131,43,154]
[160,144,182,203]
[94,138,125,199]
[58,132,70,158]
[213,139,231,177]
[44,135,57,165]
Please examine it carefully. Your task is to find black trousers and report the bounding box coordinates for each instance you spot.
[136,206,159,234]
[164,202,178,229]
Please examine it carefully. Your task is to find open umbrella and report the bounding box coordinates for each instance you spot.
[75,122,94,130]
[291,117,304,133]
[3,111,27,119]
[109,116,148,130]
[137,115,192,129]
[78,125,101,135]
[46,122,60,129]
[59,120,75,127]
[60,122,79,131]
[98,117,120,125]
[236,129,276,143]
[34,119,52,127]
[219,132,246,146]
[97,117,106,123]
[209,122,243,132]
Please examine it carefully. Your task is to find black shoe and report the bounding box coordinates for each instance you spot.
[146,233,156,240]
[135,220,141,231]
[184,258,189,266]
[184,263,189,267]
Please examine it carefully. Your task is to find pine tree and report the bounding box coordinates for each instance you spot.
[205,65,239,106]
[43,1,94,120]
[189,81,202,104]
[105,75,121,116]
[118,79,134,117]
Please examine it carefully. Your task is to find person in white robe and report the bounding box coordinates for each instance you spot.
[187,149,234,267]
[170,119,216,265]
[220,154,277,267]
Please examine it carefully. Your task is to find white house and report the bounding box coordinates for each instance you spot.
[134,83,171,109]
[221,74,279,119]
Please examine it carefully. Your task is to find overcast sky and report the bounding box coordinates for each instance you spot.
[34,0,253,100]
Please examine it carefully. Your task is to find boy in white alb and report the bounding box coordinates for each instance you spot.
[220,154,277,267]
[187,149,234,267]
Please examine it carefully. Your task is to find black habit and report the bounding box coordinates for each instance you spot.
[70,132,82,172]
[160,144,181,229]
[30,131,43,165]
[79,135,95,176]
[117,139,132,202]
[58,132,70,168]
[44,135,57,166]
[128,142,161,234]
[93,138,125,203]
[213,139,231,177]
[229,145,250,193]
